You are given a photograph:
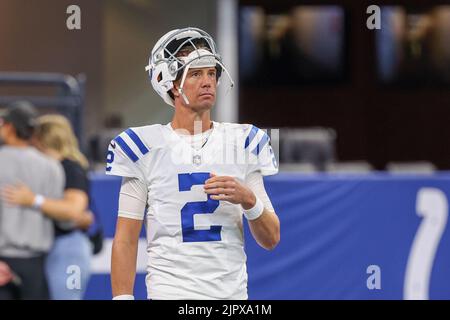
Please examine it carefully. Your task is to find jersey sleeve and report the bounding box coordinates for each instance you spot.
[118,177,148,220]
[244,125,279,176]
[105,128,150,182]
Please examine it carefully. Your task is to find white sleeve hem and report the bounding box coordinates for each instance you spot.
[106,170,146,183]
[118,211,145,220]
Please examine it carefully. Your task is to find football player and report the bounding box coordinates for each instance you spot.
[108,27,280,300]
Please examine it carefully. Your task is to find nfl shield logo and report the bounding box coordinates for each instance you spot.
[193,154,202,166]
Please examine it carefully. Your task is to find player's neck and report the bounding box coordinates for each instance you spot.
[171,111,213,135]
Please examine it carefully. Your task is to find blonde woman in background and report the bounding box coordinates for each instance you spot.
[2,114,93,300]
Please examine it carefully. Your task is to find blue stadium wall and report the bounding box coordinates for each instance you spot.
[85,173,450,300]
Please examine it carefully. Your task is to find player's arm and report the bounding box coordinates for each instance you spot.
[242,172,280,250]
[204,172,280,250]
[111,216,142,298]
[247,210,280,250]
[111,177,147,299]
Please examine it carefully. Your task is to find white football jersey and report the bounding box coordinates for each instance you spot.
[106,121,278,299]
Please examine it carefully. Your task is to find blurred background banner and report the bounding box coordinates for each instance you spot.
[2,0,450,171]
[87,173,450,300]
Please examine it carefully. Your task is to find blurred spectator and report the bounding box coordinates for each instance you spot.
[0,101,65,300]
[2,114,94,300]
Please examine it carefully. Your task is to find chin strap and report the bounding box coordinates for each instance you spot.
[178,65,190,105]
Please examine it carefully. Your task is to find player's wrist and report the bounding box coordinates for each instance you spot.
[243,196,264,220]
[242,191,256,210]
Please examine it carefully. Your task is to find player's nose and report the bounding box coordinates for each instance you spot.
[201,71,216,87]
[201,75,212,88]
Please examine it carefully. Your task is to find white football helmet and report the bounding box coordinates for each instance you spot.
[145,27,234,107]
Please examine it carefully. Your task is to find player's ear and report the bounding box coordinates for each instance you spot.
[171,82,180,97]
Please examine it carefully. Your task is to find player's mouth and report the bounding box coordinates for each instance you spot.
[199,93,214,98]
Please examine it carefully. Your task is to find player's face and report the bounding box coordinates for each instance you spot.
[178,67,217,111]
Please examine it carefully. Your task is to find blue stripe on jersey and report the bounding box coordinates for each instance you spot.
[114,136,139,162]
[244,125,259,149]
[125,129,149,155]
[251,132,269,156]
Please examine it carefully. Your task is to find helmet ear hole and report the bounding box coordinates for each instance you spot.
[169,62,178,75]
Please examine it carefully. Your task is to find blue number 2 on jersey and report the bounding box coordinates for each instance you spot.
[178,172,222,242]
[106,150,114,172]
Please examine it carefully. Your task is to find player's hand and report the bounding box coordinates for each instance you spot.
[204,173,256,209]
[1,183,35,207]
[0,261,13,286]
